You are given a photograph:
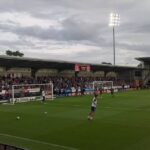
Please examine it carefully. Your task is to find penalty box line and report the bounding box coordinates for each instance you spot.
[0,133,78,150]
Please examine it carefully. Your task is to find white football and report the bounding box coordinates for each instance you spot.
[16,116,20,120]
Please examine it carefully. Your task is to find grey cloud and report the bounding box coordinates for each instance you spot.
[0,39,34,47]
[133,24,150,33]
[118,22,150,34]
[0,17,106,44]
[118,43,150,54]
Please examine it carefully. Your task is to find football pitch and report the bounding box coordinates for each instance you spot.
[0,90,150,150]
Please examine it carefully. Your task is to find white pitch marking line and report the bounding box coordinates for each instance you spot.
[0,133,78,150]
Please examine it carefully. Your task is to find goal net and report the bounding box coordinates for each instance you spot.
[11,83,53,104]
[92,81,113,91]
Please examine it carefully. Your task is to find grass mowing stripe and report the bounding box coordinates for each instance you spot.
[0,133,78,150]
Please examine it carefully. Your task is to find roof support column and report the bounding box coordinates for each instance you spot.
[31,68,38,78]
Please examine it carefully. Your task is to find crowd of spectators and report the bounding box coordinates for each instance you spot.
[0,75,127,100]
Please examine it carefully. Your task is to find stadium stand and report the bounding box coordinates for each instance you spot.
[136,57,150,87]
[0,55,145,101]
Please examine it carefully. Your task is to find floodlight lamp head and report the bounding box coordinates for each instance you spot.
[109,13,120,27]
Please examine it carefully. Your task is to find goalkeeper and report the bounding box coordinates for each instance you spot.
[110,88,114,97]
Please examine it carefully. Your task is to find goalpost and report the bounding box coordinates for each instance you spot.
[92,81,113,91]
[11,83,53,104]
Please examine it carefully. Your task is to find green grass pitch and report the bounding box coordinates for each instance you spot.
[0,90,150,150]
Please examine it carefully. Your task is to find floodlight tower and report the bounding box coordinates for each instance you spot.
[109,13,120,66]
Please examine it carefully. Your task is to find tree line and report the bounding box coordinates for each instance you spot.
[6,50,24,57]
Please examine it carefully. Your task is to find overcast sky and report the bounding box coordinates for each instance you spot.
[0,0,150,66]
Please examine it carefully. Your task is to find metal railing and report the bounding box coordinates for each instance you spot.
[0,143,25,150]
[143,71,150,85]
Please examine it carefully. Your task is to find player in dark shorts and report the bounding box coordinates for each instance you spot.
[99,88,103,98]
[42,90,46,102]
[81,86,85,96]
[110,88,114,97]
